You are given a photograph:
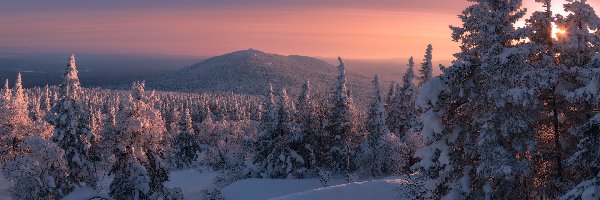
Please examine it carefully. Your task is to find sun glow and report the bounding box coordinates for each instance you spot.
[552,23,566,39]
[550,0,571,39]
[518,0,575,39]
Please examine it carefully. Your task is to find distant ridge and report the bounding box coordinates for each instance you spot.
[147,49,375,106]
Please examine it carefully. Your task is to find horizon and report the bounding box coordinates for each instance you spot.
[1,1,600,200]
[2,0,596,61]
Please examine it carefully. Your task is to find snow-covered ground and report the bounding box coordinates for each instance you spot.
[0,170,415,200]
[0,169,218,200]
[166,169,218,199]
[0,175,10,200]
[222,178,348,200]
[273,177,414,200]
[222,176,418,200]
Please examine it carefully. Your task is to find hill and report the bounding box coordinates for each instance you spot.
[148,49,400,106]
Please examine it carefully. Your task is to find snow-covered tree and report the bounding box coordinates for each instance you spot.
[377,132,410,175]
[46,54,96,189]
[264,82,277,123]
[560,114,600,200]
[110,146,151,200]
[172,107,200,169]
[518,1,600,197]
[0,80,9,161]
[197,106,215,144]
[0,73,33,163]
[256,88,305,178]
[8,73,32,128]
[387,57,418,138]
[11,73,30,126]
[3,136,70,200]
[555,0,600,68]
[42,85,52,113]
[296,79,321,170]
[163,102,180,146]
[522,1,575,195]
[361,75,389,176]
[385,81,396,111]
[558,68,598,198]
[110,82,182,199]
[414,1,539,199]
[360,75,411,177]
[2,79,9,103]
[323,57,360,177]
[417,44,433,89]
[30,96,44,122]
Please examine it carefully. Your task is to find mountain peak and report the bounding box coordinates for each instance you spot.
[148,49,373,106]
[226,49,266,58]
[239,48,264,54]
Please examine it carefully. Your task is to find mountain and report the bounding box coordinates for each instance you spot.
[148,49,401,106]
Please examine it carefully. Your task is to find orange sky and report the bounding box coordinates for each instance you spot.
[0,0,597,61]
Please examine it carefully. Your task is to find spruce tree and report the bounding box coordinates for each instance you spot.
[3,136,70,200]
[417,44,433,88]
[256,89,305,178]
[172,108,200,169]
[110,146,151,200]
[1,73,33,164]
[361,75,390,177]
[0,80,9,161]
[2,79,9,103]
[387,57,417,138]
[324,57,359,178]
[47,54,96,189]
[264,82,277,123]
[296,79,321,170]
[110,82,182,200]
[415,1,538,198]
[42,85,51,113]
[524,0,573,194]
[558,2,600,197]
[10,73,31,128]
[555,0,600,68]
[384,81,396,111]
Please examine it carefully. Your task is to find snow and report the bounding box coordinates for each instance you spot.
[586,78,599,94]
[62,186,114,200]
[222,178,348,200]
[0,175,10,200]
[420,110,444,142]
[272,177,413,200]
[0,169,217,200]
[582,186,599,200]
[166,168,218,199]
[559,176,600,200]
[416,77,448,110]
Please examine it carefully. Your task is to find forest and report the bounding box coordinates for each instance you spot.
[1,0,600,199]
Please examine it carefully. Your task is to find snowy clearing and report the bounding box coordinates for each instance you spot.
[1,173,416,200]
[222,178,349,200]
[166,169,218,199]
[0,169,218,200]
[272,177,414,200]
[0,175,10,200]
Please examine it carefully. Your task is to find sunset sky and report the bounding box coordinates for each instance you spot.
[0,0,598,61]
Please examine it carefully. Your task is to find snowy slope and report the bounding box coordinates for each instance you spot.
[222,178,348,200]
[166,169,218,199]
[148,49,380,106]
[0,169,217,200]
[0,175,10,200]
[272,177,416,200]
[1,169,419,200]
